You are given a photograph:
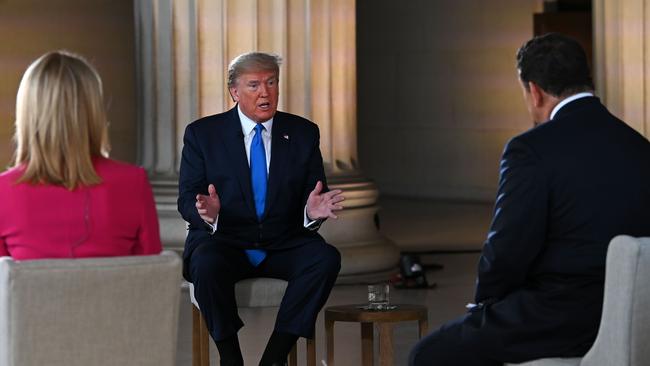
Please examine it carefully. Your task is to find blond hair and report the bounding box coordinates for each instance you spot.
[13,51,109,190]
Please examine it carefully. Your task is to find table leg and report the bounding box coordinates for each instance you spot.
[326,316,335,366]
[361,322,374,366]
[418,315,429,339]
[378,323,393,366]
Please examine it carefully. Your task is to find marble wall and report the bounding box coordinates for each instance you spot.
[357,0,538,201]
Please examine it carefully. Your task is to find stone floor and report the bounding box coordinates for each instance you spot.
[175,197,493,366]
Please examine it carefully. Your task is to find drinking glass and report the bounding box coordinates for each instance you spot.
[367,283,390,310]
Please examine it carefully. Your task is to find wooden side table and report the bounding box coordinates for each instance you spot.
[325,304,428,366]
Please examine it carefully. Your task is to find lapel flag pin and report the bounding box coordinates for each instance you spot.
[283,134,289,140]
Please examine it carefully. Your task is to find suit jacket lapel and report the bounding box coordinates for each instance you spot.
[220,107,256,216]
[264,113,290,218]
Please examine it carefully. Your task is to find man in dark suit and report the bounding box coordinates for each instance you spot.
[409,33,650,366]
[178,52,344,366]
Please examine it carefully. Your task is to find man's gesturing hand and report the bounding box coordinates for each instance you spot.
[196,184,220,223]
[306,181,345,220]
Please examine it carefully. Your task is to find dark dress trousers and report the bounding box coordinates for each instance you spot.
[178,106,341,341]
[410,97,650,366]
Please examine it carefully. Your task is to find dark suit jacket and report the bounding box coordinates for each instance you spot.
[177,106,327,281]
[473,97,650,360]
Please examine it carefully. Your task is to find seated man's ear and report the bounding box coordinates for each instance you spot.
[528,81,545,108]
[228,87,239,103]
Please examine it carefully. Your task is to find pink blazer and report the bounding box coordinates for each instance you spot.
[0,157,162,259]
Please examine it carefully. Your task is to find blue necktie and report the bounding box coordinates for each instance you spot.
[246,124,267,266]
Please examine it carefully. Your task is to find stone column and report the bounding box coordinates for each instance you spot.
[307,0,399,282]
[593,0,650,138]
[134,0,399,282]
[134,0,198,251]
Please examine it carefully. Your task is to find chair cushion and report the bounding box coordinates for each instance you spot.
[188,277,288,309]
[235,278,288,307]
[505,358,581,366]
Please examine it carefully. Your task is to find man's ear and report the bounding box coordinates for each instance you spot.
[528,81,544,108]
[228,87,239,103]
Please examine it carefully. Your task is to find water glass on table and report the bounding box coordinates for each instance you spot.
[367,283,391,310]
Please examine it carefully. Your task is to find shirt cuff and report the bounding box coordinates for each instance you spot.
[204,215,218,234]
[304,206,322,231]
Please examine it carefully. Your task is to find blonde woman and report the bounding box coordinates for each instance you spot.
[0,51,161,259]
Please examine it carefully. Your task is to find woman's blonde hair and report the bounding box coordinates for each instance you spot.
[13,51,110,190]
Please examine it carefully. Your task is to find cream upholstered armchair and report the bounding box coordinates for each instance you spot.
[0,251,182,366]
[506,235,650,366]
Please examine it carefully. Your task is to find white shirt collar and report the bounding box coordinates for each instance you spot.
[237,104,273,136]
[550,92,594,120]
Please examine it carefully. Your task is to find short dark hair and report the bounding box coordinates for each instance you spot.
[516,33,593,97]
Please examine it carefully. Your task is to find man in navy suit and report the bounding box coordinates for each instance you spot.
[409,33,650,366]
[178,52,344,366]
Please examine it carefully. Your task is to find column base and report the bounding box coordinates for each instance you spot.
[152,178,186,254]
[320,175,400,283]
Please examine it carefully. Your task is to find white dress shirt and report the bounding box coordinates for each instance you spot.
[550,92,594,120]
[205,105,316,233]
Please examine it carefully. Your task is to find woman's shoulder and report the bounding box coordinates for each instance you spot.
[0,166,25,186]
[93,157,148,183]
